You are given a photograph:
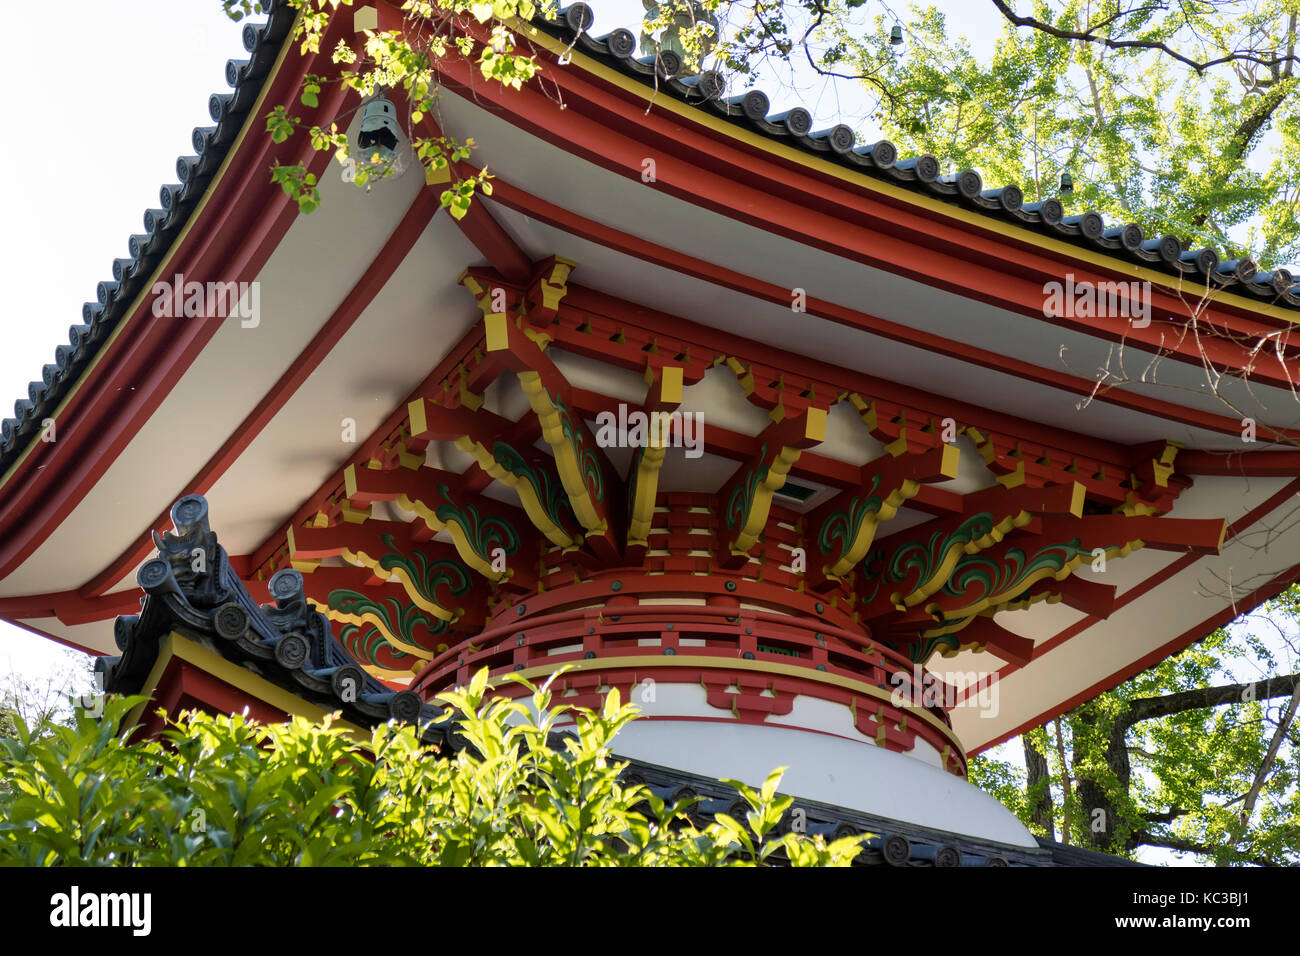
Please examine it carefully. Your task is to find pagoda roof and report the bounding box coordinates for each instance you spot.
[6,3,1298,476]
[535,12,1296,304]
[2,0,1300,759]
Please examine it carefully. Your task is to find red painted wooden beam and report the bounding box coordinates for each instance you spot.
[1177,449,1300,476]
[452,194,533,284]
[424,26,1300,391]
[1038,514,1227,555]
[950,617,1036,668]
[1054,574,1119,619]
[0,587,143,627]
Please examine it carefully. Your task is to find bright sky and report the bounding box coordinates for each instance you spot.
[0,1,1288,865]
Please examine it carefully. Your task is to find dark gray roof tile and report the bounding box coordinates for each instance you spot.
[208,91,233,123]
[892,154,941,182]
[538,11,1290,314]
[1103,222,1144,252]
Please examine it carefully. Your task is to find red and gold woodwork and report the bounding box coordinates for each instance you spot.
[240,253,1227,778]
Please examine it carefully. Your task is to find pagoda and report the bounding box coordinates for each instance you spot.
[2,0,1297,865]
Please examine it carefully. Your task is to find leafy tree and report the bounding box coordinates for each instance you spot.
[0,647,94,735]
[814,1,1300,265]
[222,0,553,216]
[0,648,95,798]
[0,668,865,866]
[970,599,1300,865]
[235,1,1300,263]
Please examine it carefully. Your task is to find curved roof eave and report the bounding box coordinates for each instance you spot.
[0,1,296,476]
[528,8,1300,307]
[7,0,1296,482]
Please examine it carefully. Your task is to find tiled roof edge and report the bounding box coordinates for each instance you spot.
[100,493,453,745]
[617,758,1075,866]
[12,3,1280,480]
[1035,835,1149,866]
[536,5,1299,309]
[0,0,296,474]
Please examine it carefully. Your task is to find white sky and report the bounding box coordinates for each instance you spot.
[0,1,1287,865]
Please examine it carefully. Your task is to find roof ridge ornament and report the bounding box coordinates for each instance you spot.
[101,494,451,742]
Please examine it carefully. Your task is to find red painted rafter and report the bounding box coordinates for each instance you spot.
[0,587,143,627]
[1176,449,1300,476]
[414,108,534,283]
[950,617,1036,668]
[63,214,1258,606]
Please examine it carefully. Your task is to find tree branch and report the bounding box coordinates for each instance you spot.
[1123,673,1300,727]
[1136,830,1281,867]
[1228,84,1290,160]
[1142,805,1194,824]
[1237,680,1300,831]
[988,0,1300,74]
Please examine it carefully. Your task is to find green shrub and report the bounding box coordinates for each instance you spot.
[0,669,865,866]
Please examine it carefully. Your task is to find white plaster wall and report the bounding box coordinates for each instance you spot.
[553,680,1037,846]
[610,718,1038,847]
